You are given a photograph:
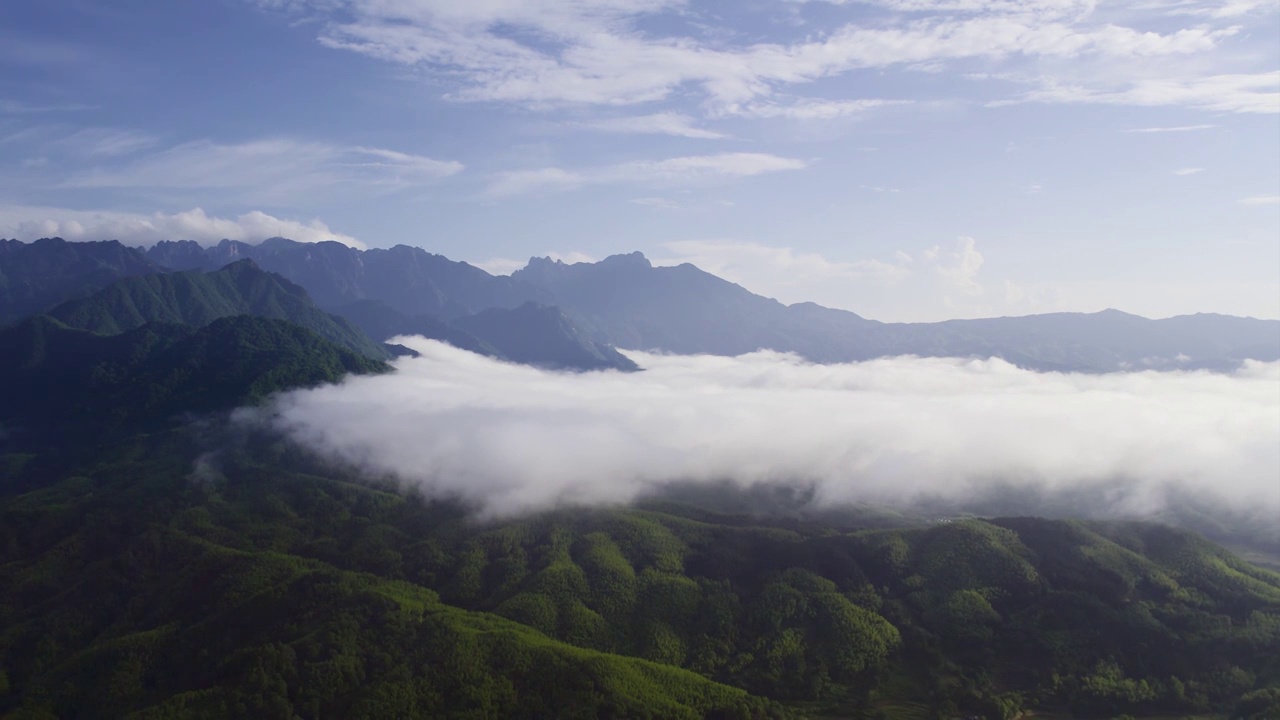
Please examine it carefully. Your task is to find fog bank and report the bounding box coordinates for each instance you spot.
[260,339,1280,517]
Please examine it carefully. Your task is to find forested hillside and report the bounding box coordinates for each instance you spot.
[0,315,387,450]
[42,259,388,360]
[1,417,1277,718]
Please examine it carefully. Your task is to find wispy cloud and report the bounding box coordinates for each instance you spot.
[1000,72,1280,114]
[724,98,910,120]
[0,99,95,114]
[485,153,808,197]
[54,128,158,157]
[571,112,727,139]
[60,138,464,202]
[1124,124,1216,133]
[1173,167,1206,175]
[0,205,364,248]
[1239,194,1280,205]
[485,168,585,198]
[631,196,683,210]
[260,0,1261,116]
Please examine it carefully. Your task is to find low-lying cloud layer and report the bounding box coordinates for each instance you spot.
[262,339,1280,518]
[0,206,363,248]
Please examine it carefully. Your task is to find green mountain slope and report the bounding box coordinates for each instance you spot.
[0,314,387,447]
[1,420,1275,719]
[45,259,388,360]
[0,446,786,720]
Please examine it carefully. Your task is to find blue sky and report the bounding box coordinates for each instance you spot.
[1,0,1277,321]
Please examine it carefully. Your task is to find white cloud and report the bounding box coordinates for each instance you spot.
[1002,72,1280,114]
[485,153,807,196]
[0,205,364,248]
[724,98,909,120]
[616,153,809,179]
[1173,167,1205,175]
[1124,124,1216,132]
[657,239,911,292]
[927,236,985,295]
[650,237,1001,319]
[485,168,586,198]
[1160,0,1280,19]
[572,112,727,139]
[54,128,157,157]
[0,99,94,114]
[1239,194,1280,205]
[261,341,1280,518]
[262,0,1255,116]
[631,196,683,209]
[62,138,464,202]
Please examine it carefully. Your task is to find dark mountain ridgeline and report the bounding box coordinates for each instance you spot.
[0,237,165,324]
[146,237,552,319]
[43,259,390,360]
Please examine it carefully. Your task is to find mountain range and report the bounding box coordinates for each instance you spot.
[0,237,166,324]
[1,236,1277,374]
[149,236,1279,372]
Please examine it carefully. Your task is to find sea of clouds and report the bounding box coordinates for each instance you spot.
[257,338,1280,518]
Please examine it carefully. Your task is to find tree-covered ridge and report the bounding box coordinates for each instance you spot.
[42,259,388,360]
[0,436,786,720]
[0,314,387,448]
[1,421,1275,719]
[144,237,552,319]
[0,237,164,325]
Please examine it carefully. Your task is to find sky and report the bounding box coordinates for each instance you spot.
[260,338,1280,517]
[1,0,1277,322]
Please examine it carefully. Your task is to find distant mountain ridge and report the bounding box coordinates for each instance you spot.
[514,252,1280,372]
[330,299,640,371]
[4,237,1276,372]
[0,237,164,323]
[146,237,551,319]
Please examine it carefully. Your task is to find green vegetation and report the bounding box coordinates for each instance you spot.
[0,314,387,448]
[44,259,388,359]
[1,422,1276,718]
